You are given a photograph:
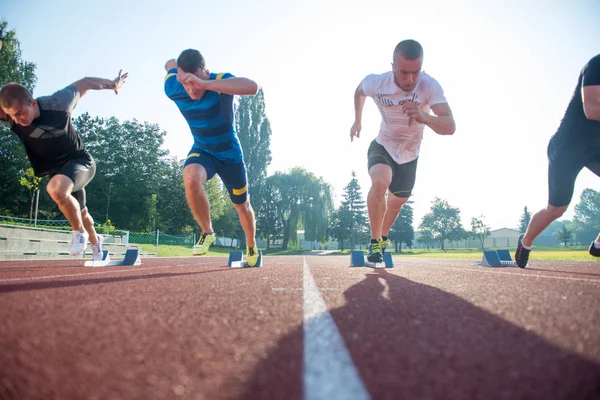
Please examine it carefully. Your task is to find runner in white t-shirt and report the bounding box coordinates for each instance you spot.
[350,39,456,263]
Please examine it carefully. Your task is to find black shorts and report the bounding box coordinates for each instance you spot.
[367,140,418,198]
[547,135,600,207]
[50,153,96,209]
[184,148,249,204]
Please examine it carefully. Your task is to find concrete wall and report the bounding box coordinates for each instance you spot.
[0,225,146,260]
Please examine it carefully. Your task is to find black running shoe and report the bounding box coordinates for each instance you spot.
[514,234,530,268]
[589,242,600,258]
[367,241,383,263]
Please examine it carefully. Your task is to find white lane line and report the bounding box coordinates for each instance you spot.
[0,264,190,284]
[303,257,370,400]
[418,265,600,283]
[272,287,343,292]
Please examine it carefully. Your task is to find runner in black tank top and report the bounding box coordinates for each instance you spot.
[0,70,128,260]
[515,54,600,267]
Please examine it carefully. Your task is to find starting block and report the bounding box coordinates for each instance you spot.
[496,249,518,267]
[84,249,141,267]
[227,250,263,268]
[350,250,394,268]
[478,250,516,267]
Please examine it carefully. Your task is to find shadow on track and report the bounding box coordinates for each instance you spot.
[0,267,240,293]
[241,269,600,400]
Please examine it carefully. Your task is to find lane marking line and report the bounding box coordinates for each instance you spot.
[303,257,370,400]
[415,265,600,283]
[272,287,343,292]
[0,264,203,284]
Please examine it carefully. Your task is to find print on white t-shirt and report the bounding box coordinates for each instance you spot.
[361,71,447,165]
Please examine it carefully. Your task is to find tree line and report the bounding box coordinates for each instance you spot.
[1,20,598,250]
[0,20,335,250]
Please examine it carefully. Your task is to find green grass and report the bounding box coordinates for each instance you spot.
[390,250,596,261]
[523,251,597,262]
[262,249,309,255]
[329,247,597,261]
[138,244,310,257]
[334,248,481,257]
[137,244,598,261]
[138,244,230,257]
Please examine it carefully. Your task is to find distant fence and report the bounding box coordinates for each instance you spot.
[0,216,331,253]
[0,215,127,236]
[412,235,566,250]
[0,215,195,256]
[127,231,194,246]
[0,215,572,253]
[412,237,520,250]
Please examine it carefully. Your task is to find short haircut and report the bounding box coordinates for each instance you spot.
[0,83,33,109]
[177,49,206,73]
[393,40,423,61]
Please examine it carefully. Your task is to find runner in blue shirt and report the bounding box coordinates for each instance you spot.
[164,49,260,266]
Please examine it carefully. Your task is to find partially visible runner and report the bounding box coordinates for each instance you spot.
[515,54,600,267]
[351,39,456,263]
[164,49,260,266]
[0,70,128,260]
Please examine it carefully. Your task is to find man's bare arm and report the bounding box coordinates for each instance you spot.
[165,59,177,72]
[177,73,257,96]
[73,69,128,97]
[421,103,456,135]
[582,85,600,121]
[207,77,258,95]
[350,83,367,141]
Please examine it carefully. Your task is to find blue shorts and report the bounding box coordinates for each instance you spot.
[184,148,248,204]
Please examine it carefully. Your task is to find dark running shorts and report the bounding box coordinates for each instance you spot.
[50,153,96,209]
[547,135,600,207]
[184,148,249,204]
[367,140,418,198]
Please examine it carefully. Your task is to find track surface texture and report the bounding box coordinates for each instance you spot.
[1,255,599,400]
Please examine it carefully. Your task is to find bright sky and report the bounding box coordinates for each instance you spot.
[3,0,600,231]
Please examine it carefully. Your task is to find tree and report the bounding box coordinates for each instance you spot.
[267,168,333,250]
[0,20,38,217]
[302,177,334,246]
[75,114,170,231]
[149,193,158,231]
[447,226,468,249]
[235,88,272,186]
[235,88,273,243]
[18,167,42,220]
[205,176,227,222]
[331,172,368,250]
[329,208,348,250]
[556,223,573,247]
[470,215,491,250]
[388,201,414,252]
[416,230,435,250]
[255,179,282,249]
[573,188,600,244]
[211,179,246,247]
[154,158,194,235]
[213,201,243,247]
[342,172,368,249]
[518,206,531,233]
[419,197,464,252]
[0,20,37,91]
[539,220,565,238]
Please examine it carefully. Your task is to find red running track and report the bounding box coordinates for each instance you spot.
[0,255,599,400]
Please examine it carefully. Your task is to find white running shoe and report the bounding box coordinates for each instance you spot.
[70,230,89,256]
[91,235,104,261]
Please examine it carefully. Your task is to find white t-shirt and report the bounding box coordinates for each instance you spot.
[361,71,447,164]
